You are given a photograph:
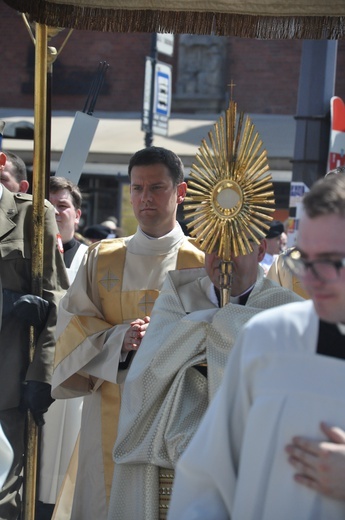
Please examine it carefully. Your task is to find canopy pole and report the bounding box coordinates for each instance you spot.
[23,22,47,520]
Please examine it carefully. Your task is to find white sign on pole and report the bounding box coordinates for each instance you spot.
[157,33,174,57]
[153,62,172,136]
[141,58,172,137]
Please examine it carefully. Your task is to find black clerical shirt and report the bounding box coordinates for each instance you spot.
[63,238,82,268]
[317,320,345,360]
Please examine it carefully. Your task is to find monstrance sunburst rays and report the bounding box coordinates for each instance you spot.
[184,99,275,306]
[185,100,275,261]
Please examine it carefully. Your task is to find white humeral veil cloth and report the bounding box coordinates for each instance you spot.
[51,226,204,520]
[39,243,88,505]
[169,300,345,520]
[108,267,303,520]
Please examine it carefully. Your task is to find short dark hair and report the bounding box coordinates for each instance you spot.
[3,151,27,182]
[128,146,184,186]
[303,173,345,218]
[49,176,82,210]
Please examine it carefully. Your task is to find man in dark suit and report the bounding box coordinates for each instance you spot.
[0,151,69,519]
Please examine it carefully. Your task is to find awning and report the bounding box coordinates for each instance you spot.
[4,0,345,39]
[1,112,296,180]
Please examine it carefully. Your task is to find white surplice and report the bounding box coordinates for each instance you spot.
[169,300,345,520]
[39,243,88,505]
[108,267,303,520]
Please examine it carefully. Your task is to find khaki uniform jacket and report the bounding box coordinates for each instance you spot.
[0,187,69,410]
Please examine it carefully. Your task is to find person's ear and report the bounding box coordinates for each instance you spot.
[177,182,187,204]
[0,152,7,167]
[19,180,30,193]
[75,208,81,225]
[257,239,267,262]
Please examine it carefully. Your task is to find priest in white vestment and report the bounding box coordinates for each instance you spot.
[169,172,345,520]
[51,147,204,520]
[108,237,303,520]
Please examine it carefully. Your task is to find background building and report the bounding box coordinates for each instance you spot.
[1,2,345,232]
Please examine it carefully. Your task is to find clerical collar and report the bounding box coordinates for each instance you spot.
[0,184,3,200]
[132,223,184,255]
[63,237,77,252]
[210,283,255,307]
[139,224,178,240]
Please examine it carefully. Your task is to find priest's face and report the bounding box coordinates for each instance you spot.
[130,163,186,238]
[205,239,266,296]
[297,213,345,323]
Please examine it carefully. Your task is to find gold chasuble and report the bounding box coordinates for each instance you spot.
[96,238,204,507]
[52,226,204,520]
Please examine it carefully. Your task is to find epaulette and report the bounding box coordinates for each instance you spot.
[13,192,33,202]
[43,198,55,210]
[14,193,55,211]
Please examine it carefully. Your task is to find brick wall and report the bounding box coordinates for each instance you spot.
[1,2,345,115]
[226,38,302,114]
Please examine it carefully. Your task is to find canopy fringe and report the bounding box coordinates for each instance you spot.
[4,0,345,39]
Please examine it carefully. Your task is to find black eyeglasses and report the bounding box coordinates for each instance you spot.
[285,248,345,282]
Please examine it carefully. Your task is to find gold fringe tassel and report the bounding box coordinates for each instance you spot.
[4,0,345,39]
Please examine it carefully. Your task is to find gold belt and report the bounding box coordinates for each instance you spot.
[158,467,175,520]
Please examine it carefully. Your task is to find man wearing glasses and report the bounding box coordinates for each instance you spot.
[168,172,345,520]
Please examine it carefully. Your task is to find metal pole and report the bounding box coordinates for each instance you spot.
[219,225,232,307]
[291,40,338,187]
[219,261,233,307]
[23,22,47,520]
[145,33,157,148]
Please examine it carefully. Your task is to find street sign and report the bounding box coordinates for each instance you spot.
[142,58,172,137]
[157,33,174,57]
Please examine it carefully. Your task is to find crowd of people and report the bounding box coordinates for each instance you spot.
[0,146,345,520]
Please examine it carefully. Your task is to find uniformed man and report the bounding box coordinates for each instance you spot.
[0,151,69,519]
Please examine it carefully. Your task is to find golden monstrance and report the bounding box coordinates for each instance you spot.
[184,98,275,306]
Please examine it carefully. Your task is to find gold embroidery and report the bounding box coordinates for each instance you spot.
[138,292,158,315]
[99,270,120,291]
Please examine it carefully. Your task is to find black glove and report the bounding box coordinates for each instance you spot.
[13,294,49,329]
[19,381,55,427]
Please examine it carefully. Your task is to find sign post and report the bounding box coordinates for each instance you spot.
[142,33,173,146]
